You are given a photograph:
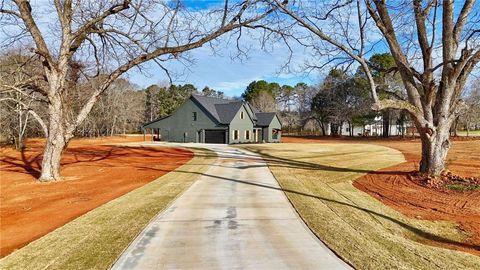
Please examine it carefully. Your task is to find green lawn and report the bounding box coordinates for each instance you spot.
[240,143,480,270]
[0,147,215,270]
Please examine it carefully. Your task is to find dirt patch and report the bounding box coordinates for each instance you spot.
[0,136,192,257]
[283,136,480,256]
[410,170,480,191]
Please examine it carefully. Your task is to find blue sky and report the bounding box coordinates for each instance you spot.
[126,39,320,96]
[124,0,322,96]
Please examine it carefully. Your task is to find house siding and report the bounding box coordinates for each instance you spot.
[266,116,282,142]
[229,105,255,143]
[144,98,225,143]
[142,96,282,144]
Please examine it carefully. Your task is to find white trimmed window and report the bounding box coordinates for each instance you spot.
[240,111,244,119]
[232,130,239,140]
[245,130,251,140]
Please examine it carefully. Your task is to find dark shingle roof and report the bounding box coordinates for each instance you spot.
[192,94,244,124]
[143,94,280,128]
[215,102,243,123]
[190,94,279,126]
[256,112,276,126]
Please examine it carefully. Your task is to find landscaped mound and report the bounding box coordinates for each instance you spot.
[353,140,480,256]
[410,170,480,191]
[0,137,193,257]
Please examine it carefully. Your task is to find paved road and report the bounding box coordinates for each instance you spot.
[112,144,351,270]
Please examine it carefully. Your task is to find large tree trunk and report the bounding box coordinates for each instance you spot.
[418,124,451,175]
[39,94,70,181]
[39,132,67,181]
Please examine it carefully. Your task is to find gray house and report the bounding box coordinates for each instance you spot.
[142,95,282,144]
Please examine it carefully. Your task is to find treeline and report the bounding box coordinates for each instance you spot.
[239,53,406,136]
[2,53,479,149]
[0,52,227,149]
[239,53,480,137]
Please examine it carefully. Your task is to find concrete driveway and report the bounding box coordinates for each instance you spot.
[112,143,351,270]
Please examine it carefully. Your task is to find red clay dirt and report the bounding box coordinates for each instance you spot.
[283,136,480,256]
[0,136,193,257]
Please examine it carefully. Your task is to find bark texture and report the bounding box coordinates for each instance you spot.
[419,126,451,175]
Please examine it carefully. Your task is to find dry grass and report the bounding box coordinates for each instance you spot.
[240,143,480,270]
[457,130,480,136]
[0,147,216,270]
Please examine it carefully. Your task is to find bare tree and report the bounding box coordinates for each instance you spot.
[0,52,48,148]
[1,0,275,181]
[251,90,278,112]
[267,0,480,175]
[458,79,480,135]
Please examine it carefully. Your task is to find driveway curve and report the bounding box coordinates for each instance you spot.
[112,144,351,270]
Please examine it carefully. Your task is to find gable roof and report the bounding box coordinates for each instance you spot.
[215,102,243,123]
[144,94,281,127]
[191,94,232,123]
[192,94,248,124]
[255,112,277,126]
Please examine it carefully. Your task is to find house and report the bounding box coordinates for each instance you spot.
[142,95,282,144]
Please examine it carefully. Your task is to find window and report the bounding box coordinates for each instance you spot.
[240,111,244,119]
[272,129,280,139]
[192,112,197,121]
[245,130,251,140]
[232,130,239,140]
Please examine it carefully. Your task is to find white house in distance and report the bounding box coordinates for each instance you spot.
[302,115,412,137]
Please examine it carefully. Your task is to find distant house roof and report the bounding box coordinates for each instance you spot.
[255,112,277,126]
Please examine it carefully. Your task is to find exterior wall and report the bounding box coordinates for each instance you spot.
[267,116,282,142]
[143,97,283,144]
[229,104,256,144]
[144,98,225,143]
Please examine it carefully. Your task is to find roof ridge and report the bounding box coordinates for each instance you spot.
[192,93,236,102]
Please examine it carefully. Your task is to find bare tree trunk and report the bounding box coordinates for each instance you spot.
[110,117,117,136]
[418,124,451,175]
[39,133,66,181]
[382,110,390,138]
[39,99,67,181]
[39,92,72,181]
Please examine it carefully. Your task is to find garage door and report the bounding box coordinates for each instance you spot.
[205,130,226,144]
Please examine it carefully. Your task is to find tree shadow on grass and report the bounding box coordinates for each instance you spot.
[130,147,478,253]
[204,147,410,176]
[178,167,480,253]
